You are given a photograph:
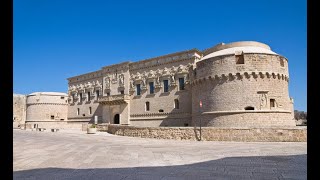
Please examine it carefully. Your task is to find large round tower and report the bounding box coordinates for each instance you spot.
[191,41,296,127]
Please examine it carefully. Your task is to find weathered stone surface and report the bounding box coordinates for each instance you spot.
[106,125,307,142]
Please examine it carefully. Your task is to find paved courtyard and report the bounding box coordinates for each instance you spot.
[13,129,307,180]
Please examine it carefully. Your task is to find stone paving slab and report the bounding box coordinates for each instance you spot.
[13,129,307,179]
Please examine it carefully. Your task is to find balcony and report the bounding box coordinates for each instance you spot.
[98,94,130,105]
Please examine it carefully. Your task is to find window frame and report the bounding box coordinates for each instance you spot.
[163,79,169,92]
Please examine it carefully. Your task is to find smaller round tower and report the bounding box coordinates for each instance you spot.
[26,92,68,128]
[191,41,295,128]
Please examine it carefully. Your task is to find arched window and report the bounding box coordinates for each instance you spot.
[145,102,150,111]
[244,106,254,110]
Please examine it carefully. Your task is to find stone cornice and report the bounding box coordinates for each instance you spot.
[129,49,201,71]
[26,103,68,106]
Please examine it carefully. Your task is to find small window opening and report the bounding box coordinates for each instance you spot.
[77,108,80,115]
[235,53,244,64]
[89,107,92,114]
[179,78,185,90]
[87,92,90,101]
[60,96,65,99]
[79,93,83,102]
[270,99,275,108]
[163,80,169,92]
[244,106,254,110]
[159,109,164,112]
[60,119,64,120]
[96,90,100,100]
[149,82,154,94]
[120,90,124,94]
[184,123,189,127]
[174,99,179,109]
[51,115,54,119]
[136,84,141,95]
[82,114,85,116]
[145,102,150,111]
[107,92,110,96]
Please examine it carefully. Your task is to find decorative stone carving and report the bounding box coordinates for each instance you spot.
[119,74,124,87]
[185,73,190,84]
[170,73,176,86]
[162,67,170,76]
[147,70,156,79]
[141,75,147,90]
[170,66,176,74]
[104,76,111,90]
[260,93,267,109]
[96,80,102,88]
[135,72,142,81]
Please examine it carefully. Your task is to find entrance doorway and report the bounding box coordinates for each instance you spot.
[114,114,120,124]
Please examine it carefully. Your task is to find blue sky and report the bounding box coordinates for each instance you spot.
[13,0,307,111]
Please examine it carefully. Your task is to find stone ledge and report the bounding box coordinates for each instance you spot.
[105,125,307,142]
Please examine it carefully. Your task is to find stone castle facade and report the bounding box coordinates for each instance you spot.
[66,41,296,128]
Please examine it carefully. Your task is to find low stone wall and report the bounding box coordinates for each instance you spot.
[106,125,307,142]
[25,121,84,130]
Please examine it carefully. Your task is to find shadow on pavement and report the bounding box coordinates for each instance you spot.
[13,154,307,180]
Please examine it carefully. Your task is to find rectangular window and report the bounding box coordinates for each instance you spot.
[60,96,64,99]
[179,78,185,90]
[96,90,99,100]
[270,99,275,108]
[120,90,124,94]
[136,84,141,95]
[235,54,244,64]
[79,93,82,102]
[149,82,154,94]
[89,107,92,114]
[87,92,90,101]
[77,108,80,115]
[107,92,110,96]
[145,102,150,111]
[163,80,169,92]
[174,99,179,109]
[51,115,54,119]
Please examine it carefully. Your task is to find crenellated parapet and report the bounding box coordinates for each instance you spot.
[191,71,289,85]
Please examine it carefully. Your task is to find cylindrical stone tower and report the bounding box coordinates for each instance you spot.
[26,92,68,128]
[192,41,295,127]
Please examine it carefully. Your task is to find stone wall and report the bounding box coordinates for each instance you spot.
[25,121,83,130]
[106,125,306,142]
[13,94,26,128]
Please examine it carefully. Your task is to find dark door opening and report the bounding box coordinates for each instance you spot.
[114,114,120,124]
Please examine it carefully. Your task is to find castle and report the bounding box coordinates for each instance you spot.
[15,41,297,129]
